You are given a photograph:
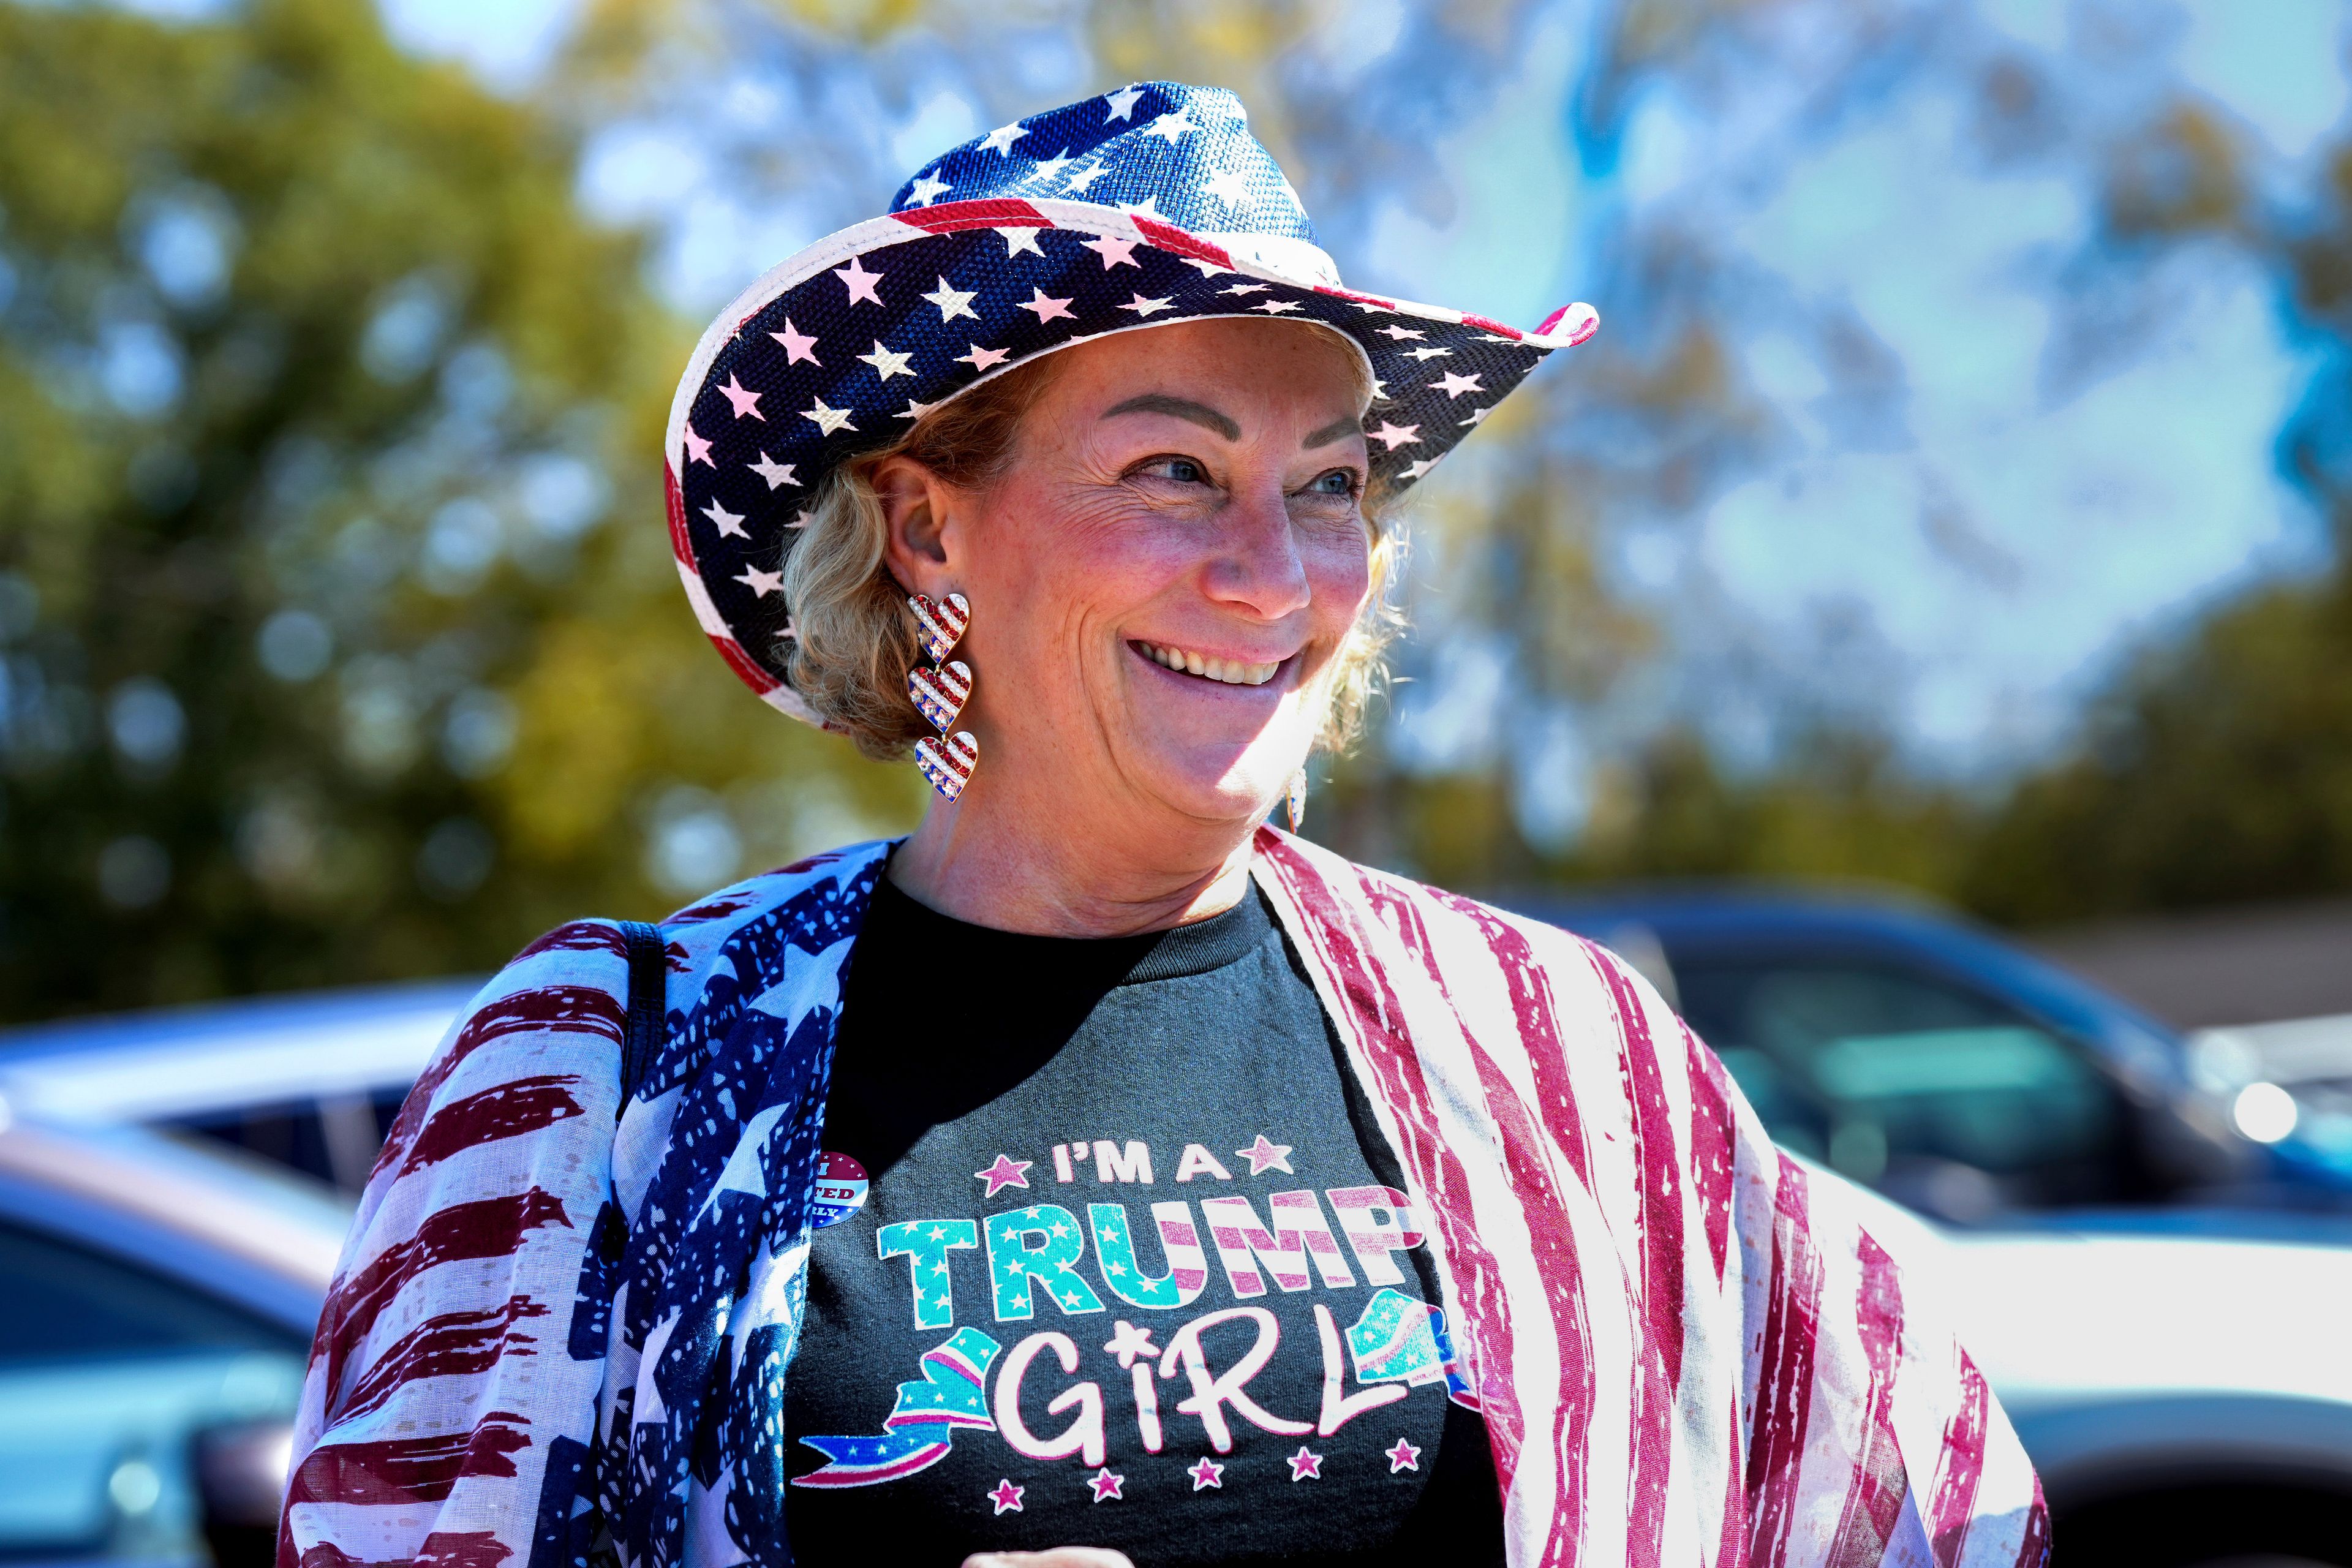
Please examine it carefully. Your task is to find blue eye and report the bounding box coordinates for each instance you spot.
[1166,458,1206,483]
[1311,470,1359,496]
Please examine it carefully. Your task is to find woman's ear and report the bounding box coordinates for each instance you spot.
[875,455,955,594]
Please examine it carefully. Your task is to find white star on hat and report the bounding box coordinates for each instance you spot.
[858,341,914,380]
[996,227,1044,257]
[978,120,1027,156]
[903,172,951,206]
[1401,458,1438,480]
[1081,235,1140,269]
[1029,150,1072,184]
[834,256,885,306]
[1064,163,1107,194]
[1201,167,1252,207]
[922,277,978,322]
[1180,255,1231,277]
[702,498,748,538]
[1143,110,1192,144]
[717,375,764,420]
[957,344,1011,371]
[1367,420,1421,451]
[747,453,797,489]
[1254,300,1302,314]
[1221,282,1270,296]
[1430,371,1483,398]
[1378,325,1426,341]
[1404,345,1453,361]
[898,396,940,421]
[1121,293,1175,317]
[802,398,857,435]
[681,424,713,466]
[734,565,783,597]
[769,318,821,364]
[1116,194,1163,220]
[1460,405,1492,427]
[1019,288,1076,323]
[1104,85,1145,121]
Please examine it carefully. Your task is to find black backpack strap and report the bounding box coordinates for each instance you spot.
[616,919,666,1118]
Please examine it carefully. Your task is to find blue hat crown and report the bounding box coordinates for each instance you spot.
[891,83,1325,262]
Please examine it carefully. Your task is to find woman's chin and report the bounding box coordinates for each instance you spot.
[1118,737,1295,826]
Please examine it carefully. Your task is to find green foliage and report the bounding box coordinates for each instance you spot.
[0,0,919,1020]
[1963,575,2352,925]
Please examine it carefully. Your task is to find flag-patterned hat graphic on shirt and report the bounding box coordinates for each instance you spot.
[665,81,1599,723]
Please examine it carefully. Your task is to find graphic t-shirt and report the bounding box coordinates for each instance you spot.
[780,872,1506,1567]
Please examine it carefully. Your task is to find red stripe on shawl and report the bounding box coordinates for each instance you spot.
[328,1294,550,1424]
[1746,1154,1825,1568]
[296,1532,511,1568]
[313,1189,574,1403]
[2013,1473,2052,1567]
[1250,837,1537,1497]
[1577,941,1684,1561]
[372,985,624,1183]
[1825,1233,1910,1566]
[1719,1397,1752,1568]
[1927,1350,1992,1567]
[397,1076,586,1176]
[1414,888,1611,1566]
[1683,1025,1736,1285]
[284,1409,530,1507]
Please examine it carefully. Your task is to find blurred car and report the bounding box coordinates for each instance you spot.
[0,1108,347,1567]
[0,981,478,1193]
[2190,1011,2352,1190]
[1514,886,2326,1221]
[1836,1164,2352,1567]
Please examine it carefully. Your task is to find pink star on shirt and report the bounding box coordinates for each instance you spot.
[987,1479,1024,1515]
[1088,1466,1125,1502]
[1385,1438,1422,1473]
[975,1154,1033,1197]
[1186,1457,1224,1491]
[1235,1134,1294,1176]
[1286,1446,1325,1481]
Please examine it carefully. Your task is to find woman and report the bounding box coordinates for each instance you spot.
[282,84,2045,1568]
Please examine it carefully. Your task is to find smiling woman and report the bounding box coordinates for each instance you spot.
[283,82,2046,1568]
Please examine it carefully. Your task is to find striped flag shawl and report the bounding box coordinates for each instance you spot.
[282,830,2049,1568]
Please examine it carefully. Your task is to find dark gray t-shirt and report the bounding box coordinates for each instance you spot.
[779,874,1506,1567]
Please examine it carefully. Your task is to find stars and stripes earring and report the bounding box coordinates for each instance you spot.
[907,592,979,801]
[1286,766,1308,833]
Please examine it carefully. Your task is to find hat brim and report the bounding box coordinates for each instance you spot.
[664,197,1597,722]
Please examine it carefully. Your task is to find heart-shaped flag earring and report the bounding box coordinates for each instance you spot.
[914,731,980,800]
[907,593,979,801]
[910,592,970,663]
[907,660,971,731]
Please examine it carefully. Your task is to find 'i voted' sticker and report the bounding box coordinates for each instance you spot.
[811,1152,869,1229]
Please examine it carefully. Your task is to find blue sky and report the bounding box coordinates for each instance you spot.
[369,0,2351,820]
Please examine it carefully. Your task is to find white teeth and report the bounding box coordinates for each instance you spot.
[1139,643,1280,686]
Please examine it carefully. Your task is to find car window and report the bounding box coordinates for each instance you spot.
[0,1220,305,1561]
[168,1080,412,1192]
[1672,959,2130,1216]
[0,1221,296,1365]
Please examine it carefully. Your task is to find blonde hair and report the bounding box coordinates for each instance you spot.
[780,328,1405,763]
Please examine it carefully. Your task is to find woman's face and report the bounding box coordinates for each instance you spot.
[893,318,1374,832]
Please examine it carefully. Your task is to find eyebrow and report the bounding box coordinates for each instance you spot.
[1302,417,1362,450]
[1102,394,1240,442]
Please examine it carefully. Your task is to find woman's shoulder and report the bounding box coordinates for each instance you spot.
[1253,824,1603,963]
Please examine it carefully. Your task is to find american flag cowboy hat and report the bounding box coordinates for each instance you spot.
[665,81,1600,723]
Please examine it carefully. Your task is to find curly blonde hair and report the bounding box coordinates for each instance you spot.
[780,328,1404,763]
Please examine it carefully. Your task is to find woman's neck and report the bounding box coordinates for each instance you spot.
[887,791,1261,937]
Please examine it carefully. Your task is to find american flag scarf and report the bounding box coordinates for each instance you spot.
[281,829,2048,1568]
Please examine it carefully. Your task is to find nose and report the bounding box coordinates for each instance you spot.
[1203,482,1312,621]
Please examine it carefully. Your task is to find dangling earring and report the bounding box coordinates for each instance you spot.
[906,592,978,801]
[1286,765,1308,833]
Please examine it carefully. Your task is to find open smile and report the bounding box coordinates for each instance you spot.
[1129,639,1287,687]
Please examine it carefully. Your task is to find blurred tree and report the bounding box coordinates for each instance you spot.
[0,0,919,1021]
